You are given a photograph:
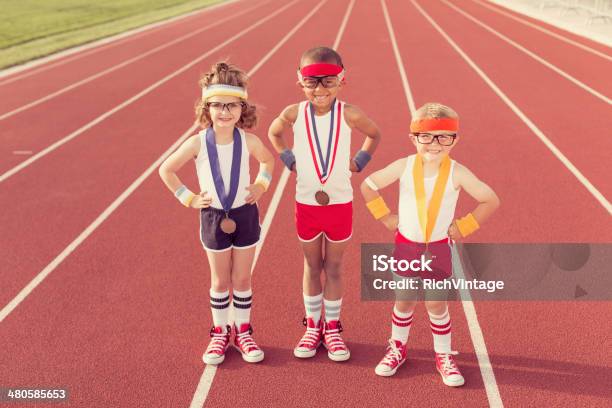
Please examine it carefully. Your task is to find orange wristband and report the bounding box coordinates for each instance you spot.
[366,196,391,220]
[455,213,479,237]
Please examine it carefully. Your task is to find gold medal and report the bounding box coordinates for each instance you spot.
[220,215,236,234]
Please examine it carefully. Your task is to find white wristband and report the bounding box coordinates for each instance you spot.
[175,185,195,207]
[255,170,271,191]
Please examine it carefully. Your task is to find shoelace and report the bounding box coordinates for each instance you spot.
[382,340,403,366]
[299,327,321,347]
[207,332,229,354]
[236,330,260,352]
[324,328,346,351]
[439,351,460,374]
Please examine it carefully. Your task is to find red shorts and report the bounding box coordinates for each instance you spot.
[393,231,452,280]
[295,201,353,242]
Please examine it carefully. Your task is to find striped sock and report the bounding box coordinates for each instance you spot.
[210,289,230,330]
[324,298,342,323]
[304,293,323,325]
[233,289,252,328]
[391,307,413,344]
[429,309,452,353]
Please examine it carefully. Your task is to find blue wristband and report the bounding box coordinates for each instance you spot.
[353,150,371,172]
[280,149,296,170]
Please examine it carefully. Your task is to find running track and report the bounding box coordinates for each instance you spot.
[0,0,610,406]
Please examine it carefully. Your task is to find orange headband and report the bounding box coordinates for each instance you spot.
[410,118,459,133]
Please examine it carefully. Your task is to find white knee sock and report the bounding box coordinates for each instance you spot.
[303,293,323,325]
[429,309,452,353]
[210,289,230,330]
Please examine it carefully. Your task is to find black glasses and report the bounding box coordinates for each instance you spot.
[301,76,341,89]
[205,101,245,112]
[412,133,456,146]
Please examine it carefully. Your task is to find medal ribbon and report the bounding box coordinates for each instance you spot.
[206,127,242,213]
[412,154,451,244]
[304,100,342,184]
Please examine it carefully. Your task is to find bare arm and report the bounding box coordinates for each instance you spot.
[158,135,200,193]
[246,132,274,175]
[244,132,275,204]
[360,158,406,201]
[448,164,500,239]
[268,104,298,154]
[345,104,381,172]
[158,134,211,208]
[360,158,407,230]
[268,104,298,171]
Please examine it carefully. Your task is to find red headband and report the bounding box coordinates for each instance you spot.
[410,118,459,132]
[300,63,344,77]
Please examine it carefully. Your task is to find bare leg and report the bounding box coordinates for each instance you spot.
[424,300,448,316]
[230,246,256,291]
[322,238,348,300]
[301,235,324,296]
[394,300,417,314]
[205,249,232,292]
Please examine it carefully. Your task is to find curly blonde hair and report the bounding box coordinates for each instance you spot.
[195,61,258,129]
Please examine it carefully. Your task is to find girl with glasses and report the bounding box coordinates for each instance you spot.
[159,62,274,365]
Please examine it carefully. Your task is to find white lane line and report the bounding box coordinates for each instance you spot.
[0,121,196,324]
[0,0,300,185]
[451,245,504,408]
[189,365,217,408]
[381,0,416,114]
[472,0,612,62]
[252,169,291,269]
[0,0,301,321]
[0,0,243,84]
[382,1,504,406]
[411,0,612,215]
[0,1,268,121]
[190,0,354,406]
[333,0,356,50]
[443,0,611,105]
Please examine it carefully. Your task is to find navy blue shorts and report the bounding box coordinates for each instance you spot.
[200,204,261,252]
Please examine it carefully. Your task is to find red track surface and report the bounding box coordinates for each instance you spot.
[0,0,610,407]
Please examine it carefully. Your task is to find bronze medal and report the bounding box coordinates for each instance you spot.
[220,216,237,234]
[315,190,330,206]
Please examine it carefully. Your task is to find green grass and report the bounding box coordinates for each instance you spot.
[0,0,225,69]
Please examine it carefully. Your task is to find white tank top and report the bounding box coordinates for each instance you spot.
[194,128,250,210]
[292,100,352,205]
[398,154,460,242]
